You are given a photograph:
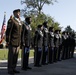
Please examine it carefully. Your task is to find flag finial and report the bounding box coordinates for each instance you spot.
[4,12,6,15]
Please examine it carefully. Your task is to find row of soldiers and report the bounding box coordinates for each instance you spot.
[6,9,75,75]
[33,22,75,67]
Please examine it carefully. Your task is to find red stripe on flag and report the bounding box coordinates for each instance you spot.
[0,13,6,44]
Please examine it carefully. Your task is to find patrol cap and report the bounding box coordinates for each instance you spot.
[43,21,48,28]
[58,29,61,33]
[54,29,59,33]
[43,21,48,24]
[13,9,20,13]
[37,24,43,28]
[62,31,66,34]
[49,27,54,31]
[58,29,61,31]
[25,16,31,21]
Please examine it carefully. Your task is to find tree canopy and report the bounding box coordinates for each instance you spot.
[29,14,60,36]
[21,0,57,16]
[20,0,61,36]
[65,25,73,33]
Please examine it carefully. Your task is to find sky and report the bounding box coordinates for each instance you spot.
[0,0,76,32]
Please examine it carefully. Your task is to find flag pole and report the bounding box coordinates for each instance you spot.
[4,12,6,59]
[4,12,6,14]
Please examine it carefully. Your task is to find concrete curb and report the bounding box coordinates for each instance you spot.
[0,57,33,63]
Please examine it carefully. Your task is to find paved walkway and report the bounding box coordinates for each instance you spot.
[0,53,76,75]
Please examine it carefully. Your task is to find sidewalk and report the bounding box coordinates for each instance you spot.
[0,53,76,75]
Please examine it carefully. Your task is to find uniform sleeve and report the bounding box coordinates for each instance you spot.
[54,35,56,47]
[21,24,25,46]
[34,31,38,47]
[6,19,13,43]
[48,33,50,46]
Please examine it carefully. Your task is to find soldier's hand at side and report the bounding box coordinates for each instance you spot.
[6,42,9,46]
[22,43,25,46]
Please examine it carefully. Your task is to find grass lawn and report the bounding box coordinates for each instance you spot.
[0,49,34,60]
[0,48,76,60]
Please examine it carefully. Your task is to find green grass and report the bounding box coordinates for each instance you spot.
[0,49,34,60]
[0,49,76,60]
[0,49,8,60]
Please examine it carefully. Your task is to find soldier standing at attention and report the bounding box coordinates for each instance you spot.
[65,32,70,59]
[34,25,43,67]
[61,31,67,60]
[70,33,75,58]
[58,30,62,61]
[54,30,59,62]
[21,16,32,70]
[6,9,22,75]
[48,27,54,64]
[42,21,49,65]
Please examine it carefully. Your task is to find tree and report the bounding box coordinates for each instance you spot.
[65,25,73,33]
[21,0,57,16]
[30,14,60,36]
[65,25,76,37]
[20,0,60,36]
[53,22,60,30]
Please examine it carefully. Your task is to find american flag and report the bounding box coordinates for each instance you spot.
[0,12,6,42]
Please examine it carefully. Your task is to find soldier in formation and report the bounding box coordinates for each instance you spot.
[21,17,32,70]
[42,22,49,65]
[6,9,22,75]
[34,25,43,67]
[48,27,54,63]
